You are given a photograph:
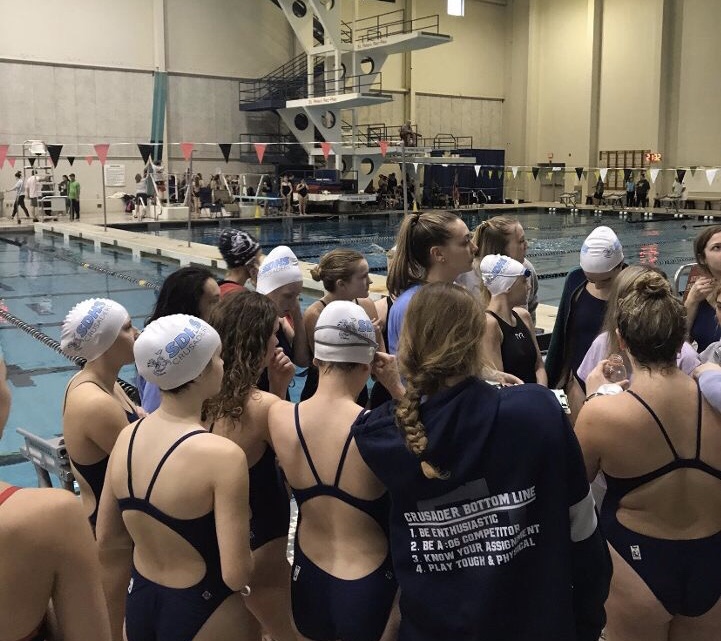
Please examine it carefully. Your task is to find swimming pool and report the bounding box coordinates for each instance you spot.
[0,209,701,487]
[145,208,700,304]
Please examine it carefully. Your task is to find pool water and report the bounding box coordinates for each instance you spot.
[149,209,701,304]
[0,210,701,486]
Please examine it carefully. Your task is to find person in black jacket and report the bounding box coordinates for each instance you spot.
[353,282,612,641]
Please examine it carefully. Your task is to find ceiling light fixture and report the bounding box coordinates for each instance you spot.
[447,0,464,17]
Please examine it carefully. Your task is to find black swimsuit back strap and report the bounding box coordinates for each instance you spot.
[333,408,367,487]
[626,390,680,459]
[294,404,322,485]
[144,430,206,501]
[126,417,147,497]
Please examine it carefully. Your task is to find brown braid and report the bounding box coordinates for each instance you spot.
[394,282,486,480]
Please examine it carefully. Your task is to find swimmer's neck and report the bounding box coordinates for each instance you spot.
[225,266,251,285]
[315,367,369,401]
[155,393,205,426]
[80,359,123,395]
[485,295,517,325]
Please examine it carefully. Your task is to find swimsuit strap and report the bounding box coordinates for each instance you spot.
[626,390,680,459]
[318,299,327,308]
[64,379,135,416]
[126,417,147,497]
[333,408,367,487]
[145,430,206,501]
[0,485,20,506]
[294,404,323,485]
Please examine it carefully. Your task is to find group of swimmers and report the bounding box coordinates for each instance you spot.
[1,212,721,641]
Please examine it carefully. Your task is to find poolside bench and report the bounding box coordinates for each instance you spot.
[685,193,721,210]
[603,192,625,208]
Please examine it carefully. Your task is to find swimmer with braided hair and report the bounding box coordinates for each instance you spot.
[353,282,611,641]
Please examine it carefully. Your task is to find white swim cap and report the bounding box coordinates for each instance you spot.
[134,315,221,390]
[314,301,377,365]
[61,298,129,362]
[580,226,624,273]
[479,254,530,296]
[256,246,303,295]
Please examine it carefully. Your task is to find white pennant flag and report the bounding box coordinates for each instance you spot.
[474,165,481,177]
[599,168,608,182]
[706,168,718,186]
[413,162,419,173]
[552,166,562,172]
[650,168,661,184]
[511,166,519,178]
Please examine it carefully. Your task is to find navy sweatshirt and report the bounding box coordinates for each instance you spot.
[352,377,611,641]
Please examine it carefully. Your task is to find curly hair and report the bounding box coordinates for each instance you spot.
[310,248,365,292]
[395,282,486,479]
[386,211,460,297]
[204,291,278,423]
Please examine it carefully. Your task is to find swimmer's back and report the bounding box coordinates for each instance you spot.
[0,486,110,641]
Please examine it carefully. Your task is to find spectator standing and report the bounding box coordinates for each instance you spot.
[296,178,309,216]
[5,171,30,223]
[636,171,650,208]
[67,173,81,221]
[593,177,605,205]
[625,174,635,207]
[25,170,42,221]
[58,174,69,215]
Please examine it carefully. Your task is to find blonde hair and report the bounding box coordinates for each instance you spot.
[395,283,486,479]
[616,269,686,371]
[310,248,365,292]
[471,216,520,304]
[386,211,460,297]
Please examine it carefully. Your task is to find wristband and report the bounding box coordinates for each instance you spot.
[585,383,623,403]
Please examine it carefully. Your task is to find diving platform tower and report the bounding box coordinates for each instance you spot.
[239,1,456,191]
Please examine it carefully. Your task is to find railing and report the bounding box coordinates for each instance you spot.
[341,121,420,147]
[354,10,441,44]
[419,133,474,149]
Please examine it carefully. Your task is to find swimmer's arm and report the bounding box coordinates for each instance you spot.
[96,451,133,641]
[51,492,112,641]
[288,299,311,367]
[516,308,547,386]
[0,358,10,431]
[480,315,504,374]
[214,444,253,591]
[302,303,321,354]
[573,402,604,482]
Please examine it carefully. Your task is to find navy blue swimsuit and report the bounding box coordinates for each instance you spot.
[486,310,537,384]
[119,419,233,641]
[290,404,396,641]
[601,387,721,617]
[65,380,139,530]
[690,300,721,352]
[568,287,607,391]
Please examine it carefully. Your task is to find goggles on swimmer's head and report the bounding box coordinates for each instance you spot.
[313,324,379,352]
[481,268,531,279]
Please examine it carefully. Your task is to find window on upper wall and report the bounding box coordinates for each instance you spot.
[599,150,650,190]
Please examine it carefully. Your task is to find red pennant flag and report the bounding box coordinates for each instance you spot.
[86,155,95,165]
[379,140,388,157]
[94,143,110,166]
[0,144,8,168]
[7,157,15,168]
[254,143,267,164]
[321,142,332,160]
[180,142,195,162]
